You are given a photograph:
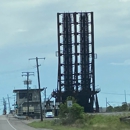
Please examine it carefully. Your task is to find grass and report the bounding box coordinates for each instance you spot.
[28,114,130,130]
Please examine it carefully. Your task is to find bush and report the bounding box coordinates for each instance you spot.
[59,96,84,125]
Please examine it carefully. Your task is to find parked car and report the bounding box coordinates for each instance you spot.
[45,112,54,118]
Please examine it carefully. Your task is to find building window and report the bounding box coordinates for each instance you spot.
[29,93,32,101]
[19,93,32,101]
[19,93,27,99]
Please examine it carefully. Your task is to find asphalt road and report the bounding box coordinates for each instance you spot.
[0,115,15,130]
[0,114,49,130]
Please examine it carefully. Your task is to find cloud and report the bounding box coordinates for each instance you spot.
[96,43,130,58]
[0,0,129,61]
[119,0,130,2]
[1,0,45,8]
[111,59,130,66]
[15,29,28,33]
[1,0,62,9]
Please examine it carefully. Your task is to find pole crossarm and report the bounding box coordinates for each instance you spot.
[22,72,34,76]
[29,57,45,61]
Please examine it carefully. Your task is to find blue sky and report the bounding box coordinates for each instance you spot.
[0,0,130,113]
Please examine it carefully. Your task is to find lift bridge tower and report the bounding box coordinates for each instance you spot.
[52,12,100,112]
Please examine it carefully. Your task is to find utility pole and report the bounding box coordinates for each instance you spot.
[124,90,127,103]
[13,94,16,110]
[22,72,34,117]
[7,95,11,114]
[44,87,47,105]
[3,98,6,115]
[44,87,47,118]
[106,97,108,112]
[29,57,45,121]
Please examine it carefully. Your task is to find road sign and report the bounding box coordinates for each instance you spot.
[67,100,72,108]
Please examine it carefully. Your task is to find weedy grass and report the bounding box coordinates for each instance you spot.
[28,114,130,130]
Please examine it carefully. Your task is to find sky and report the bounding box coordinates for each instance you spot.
[0,0,130,113]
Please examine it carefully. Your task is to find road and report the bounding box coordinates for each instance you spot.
[0,115,15,130]
[0,114,48,130]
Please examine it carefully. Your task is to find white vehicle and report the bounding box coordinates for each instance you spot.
[45,112,54,118]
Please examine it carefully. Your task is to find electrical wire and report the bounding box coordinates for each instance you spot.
[0,66,35,75]
[100,92,130,96]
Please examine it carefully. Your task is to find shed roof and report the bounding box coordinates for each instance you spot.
[13,88,44,93]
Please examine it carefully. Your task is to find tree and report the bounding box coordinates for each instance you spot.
[106,106,113,112]
[113,106,122,112]
[121,103,128,111]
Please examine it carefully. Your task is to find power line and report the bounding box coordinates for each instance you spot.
[0,67,35,75]
[100,92,130,95]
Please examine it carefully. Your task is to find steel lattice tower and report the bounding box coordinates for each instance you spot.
[52,12,100,112]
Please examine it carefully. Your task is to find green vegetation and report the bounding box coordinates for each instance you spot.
[58,96,84,125]
[29,114,130,130]
[28,97,130,130]
[106,103,129,112]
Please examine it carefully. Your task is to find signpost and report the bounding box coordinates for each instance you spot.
[67,100,72,108]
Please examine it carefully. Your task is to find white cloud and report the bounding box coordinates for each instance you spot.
[15,29,28,33]
[111,59,130,66]
[2,0,44,8]
[119,0,130,2]
[1,0,61,9]
[96,43,130,57]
